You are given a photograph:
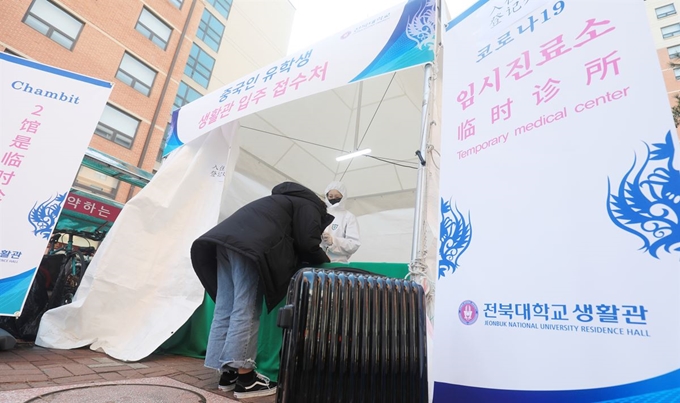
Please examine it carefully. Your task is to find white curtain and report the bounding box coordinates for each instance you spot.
[36,123,240,361]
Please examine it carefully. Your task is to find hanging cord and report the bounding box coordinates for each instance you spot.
[408,260,436,324]
[367,155,419,165]
[366,155,418,169]
[407,248,436,324]
[340,73,398,181]
[357,73,397,148]
[241,126,345,152]
[427,144,441,170]
[240,125,416,170]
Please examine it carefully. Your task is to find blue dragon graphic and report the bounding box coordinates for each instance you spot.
[439,198,472,278]
[28,193,66,239]
[607,131,680,258]
[406,0,436,51]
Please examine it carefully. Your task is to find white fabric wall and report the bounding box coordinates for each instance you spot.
[228,153,416,264]
[36,124,240,361]
[35,128,418,362]
[351,208,414,263]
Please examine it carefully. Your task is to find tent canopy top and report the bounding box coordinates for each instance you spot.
[236,65,426,200]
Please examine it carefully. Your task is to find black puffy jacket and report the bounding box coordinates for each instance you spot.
[191,182,334,311]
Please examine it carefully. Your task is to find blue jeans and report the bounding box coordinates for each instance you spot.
[205,246,263,371]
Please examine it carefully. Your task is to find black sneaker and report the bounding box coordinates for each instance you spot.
[233,371,277,399]
[218,370,238,391]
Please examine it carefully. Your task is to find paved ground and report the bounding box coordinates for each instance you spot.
[0,342,275,402]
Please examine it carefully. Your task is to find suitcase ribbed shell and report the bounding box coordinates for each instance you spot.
[277,269,428,403]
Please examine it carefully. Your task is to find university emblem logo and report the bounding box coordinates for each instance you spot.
[458,300,478,325]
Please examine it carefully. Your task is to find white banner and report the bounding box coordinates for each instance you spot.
[165,0,436,155]
[433,0,680,401]
[0,54,112,317]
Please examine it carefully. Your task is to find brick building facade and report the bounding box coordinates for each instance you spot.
[646,0,680,135]
[0,0,294,203]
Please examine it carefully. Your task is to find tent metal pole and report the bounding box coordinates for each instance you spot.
[354,81,363,151]
[410,63,433,262]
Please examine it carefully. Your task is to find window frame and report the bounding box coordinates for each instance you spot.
[135,7,173,50]
[115,52,158,96]
[22,0,84,51]
[656,4,677,19]
[174,81,203,109]
[662,23,680,39]
[169,0,183,9]
[94,104,141,149]
[196,9,225,51]
[668,45,680,59]
[184,43,215,88]
[73,165,121,199]
[206,0,233,19]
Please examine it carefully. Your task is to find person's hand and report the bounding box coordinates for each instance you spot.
[322,232,333,245]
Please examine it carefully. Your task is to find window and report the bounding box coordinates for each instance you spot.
[197,10,225,51]
[116,53,157,96]
[73,165,120,199]
[95,104,140,149]
[656,4,677,19]
[135,8,172,50]
[669,45,680,58]
[184,44,215,88]
[206,0,232,19]
[23,0,84,50]
[675,68,680,80]
[174,81,202,109]
[662,23,680,39]
[169,0,183,9]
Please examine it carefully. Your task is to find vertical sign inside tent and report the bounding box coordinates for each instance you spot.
[0,54,112,316]
[433,0,680,401]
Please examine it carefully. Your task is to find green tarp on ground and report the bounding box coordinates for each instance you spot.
[158,262,409,381]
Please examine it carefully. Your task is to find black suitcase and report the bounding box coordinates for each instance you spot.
[276,268,428,403]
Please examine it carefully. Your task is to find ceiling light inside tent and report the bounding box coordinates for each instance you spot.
[335,148,371,162]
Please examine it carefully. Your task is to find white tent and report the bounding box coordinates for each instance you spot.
[238,68,425,200]
[230,67,427,261]
[36,0,443,369]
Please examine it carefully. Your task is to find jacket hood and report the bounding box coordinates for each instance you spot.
[324,181,347,210]
[272,182,326,210]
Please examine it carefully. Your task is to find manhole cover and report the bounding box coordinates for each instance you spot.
[25,384,208,402]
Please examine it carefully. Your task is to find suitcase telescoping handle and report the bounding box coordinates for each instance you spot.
[277,305,294,329]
